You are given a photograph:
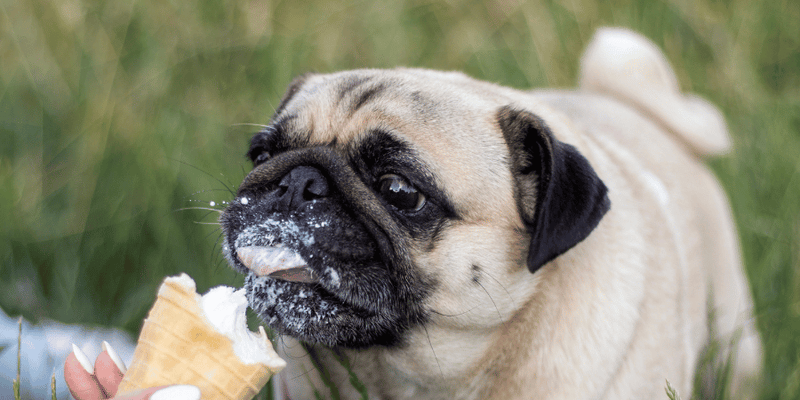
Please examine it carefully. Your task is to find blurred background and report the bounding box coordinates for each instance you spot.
[1,0,798,398]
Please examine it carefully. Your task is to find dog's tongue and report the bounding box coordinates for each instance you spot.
[236,246,316,283]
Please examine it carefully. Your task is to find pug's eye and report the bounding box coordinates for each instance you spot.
[378,174,426,212]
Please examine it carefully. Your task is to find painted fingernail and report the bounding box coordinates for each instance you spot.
[102,340,127,374]
[71,343,95,375]
[150,385,201,400]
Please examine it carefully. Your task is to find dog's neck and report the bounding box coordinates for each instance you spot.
[281,289,543,400]
[303,326,498,400]
[280,242,642,400]
[274,302,529,400]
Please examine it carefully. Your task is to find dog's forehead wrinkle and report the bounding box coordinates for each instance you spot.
[335,74,374,101]
[287,72,502,158]
[347,82,390,117]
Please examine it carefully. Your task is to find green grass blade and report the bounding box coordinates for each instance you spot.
[13,317,21,400]
[333,352,368,400]
[51,371,57,400]
[301,342,340,400]
[665,379,682,400]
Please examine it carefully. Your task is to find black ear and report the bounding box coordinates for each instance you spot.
[497,106,610,273]
[272,73,313,117]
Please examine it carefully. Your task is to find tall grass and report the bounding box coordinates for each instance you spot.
[13,318,20,400]
[667,380,684,400]
[1,0,798,398]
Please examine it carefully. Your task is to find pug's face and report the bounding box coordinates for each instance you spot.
[220,69,609,349]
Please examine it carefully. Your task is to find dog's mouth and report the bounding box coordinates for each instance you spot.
[227,212,357,294]
[236,245,317,283]
[222,205,412,347]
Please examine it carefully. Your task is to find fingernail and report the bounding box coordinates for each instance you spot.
[71,343,94,375]
[150,385,201,400]
[102,340,127,374]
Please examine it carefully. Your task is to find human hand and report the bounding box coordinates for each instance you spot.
[64,342,200,400]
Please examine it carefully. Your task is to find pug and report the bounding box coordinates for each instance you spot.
[219,28,761,399]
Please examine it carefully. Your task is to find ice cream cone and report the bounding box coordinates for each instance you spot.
[116,274,285,400]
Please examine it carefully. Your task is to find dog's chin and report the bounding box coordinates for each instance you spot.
[243,272,339,344]
[243,271,406,348]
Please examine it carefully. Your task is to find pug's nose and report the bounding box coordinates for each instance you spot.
[276,166,330,210]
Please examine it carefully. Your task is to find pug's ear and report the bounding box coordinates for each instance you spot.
[497,106,610,273]
[272,73,314,116]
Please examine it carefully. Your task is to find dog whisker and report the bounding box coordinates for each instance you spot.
[174,158,236,196]
[231,122,270,129]
[289,364,317,385]
[278,335,313,361]
[204,227,222,241]
[480,269,518,311]
[178,208,224,225]
[474,279,507,329]
[429,307,481,318]
[213,245,229,275]
[209,229,234,274]
[174,206,224,213]
[422,325,445,380]
[184,188,236,198]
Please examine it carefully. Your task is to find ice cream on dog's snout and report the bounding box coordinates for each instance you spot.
[115,273,285,400]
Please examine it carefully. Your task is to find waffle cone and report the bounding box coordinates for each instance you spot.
[116,274,285,400]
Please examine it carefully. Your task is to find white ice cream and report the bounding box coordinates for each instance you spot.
[200,285,281,366]
[163,274,283,368]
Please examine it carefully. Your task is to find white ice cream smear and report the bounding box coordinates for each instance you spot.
[200,285,280,366]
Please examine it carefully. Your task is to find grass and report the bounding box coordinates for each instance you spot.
[667,380,684,400]
[1,0,798,398]
[13,318,20,400]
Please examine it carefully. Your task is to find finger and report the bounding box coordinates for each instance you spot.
[110,386,168,400]
[64,345,107,400]
[95,341,127,397]
[113,385,200,400]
